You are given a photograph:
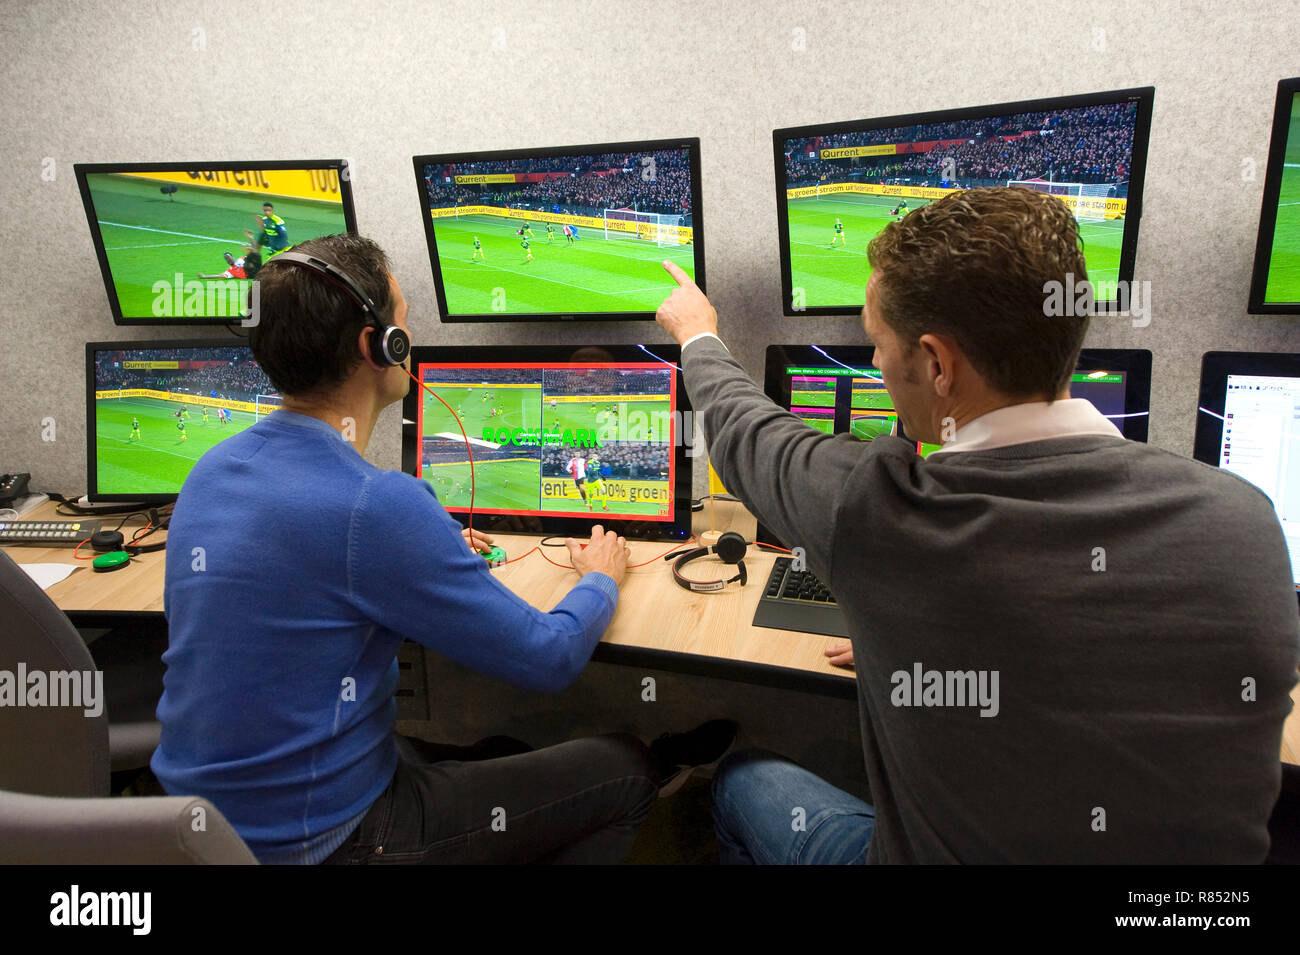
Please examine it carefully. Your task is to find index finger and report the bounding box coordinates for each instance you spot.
[661,259,695,288]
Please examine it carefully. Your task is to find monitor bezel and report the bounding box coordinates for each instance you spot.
[1247,78,1300,315]
[85,337,267,503]
[772,87,1156,316]
[1192,351,1300,465]
[411,138,706,323]
[74,159,358,326]
[401,343,693,541]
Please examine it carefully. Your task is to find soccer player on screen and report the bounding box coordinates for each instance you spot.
[586,455,609,512]
[521,222,535,239]
[198,245,262,281]
[247,202,290,258]
[177,419,188,442]
[829,218,845,248]
[129,416,141,443]
[567,454,591,509]
[201,407,210,426]
[471,236,484,262]
[564,225,574,245]
[521,237,533,262]
[546,223,556,244]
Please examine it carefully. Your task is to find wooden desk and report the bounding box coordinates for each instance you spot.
[1,499,853,686]
[7,499,1299,759]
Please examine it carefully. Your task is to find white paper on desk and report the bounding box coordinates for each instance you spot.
[19,563,79,590]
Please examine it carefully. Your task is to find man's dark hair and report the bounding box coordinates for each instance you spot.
[248,234,393,398]
[867,186,1090,399]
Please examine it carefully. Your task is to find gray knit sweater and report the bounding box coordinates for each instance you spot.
[685,335,1300,863]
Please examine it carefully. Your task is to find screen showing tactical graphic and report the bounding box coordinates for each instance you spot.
[415,362,677,521]
[414,139,703,321]
[775,88,1152,314]
[75,161,355,325]
[88,341,280,500]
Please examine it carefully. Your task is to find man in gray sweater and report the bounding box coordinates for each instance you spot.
[655,187,1299,864]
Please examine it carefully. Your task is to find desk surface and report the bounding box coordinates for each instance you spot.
[7,499,1299,762]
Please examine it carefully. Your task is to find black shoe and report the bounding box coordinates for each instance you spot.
[649,719,739,797]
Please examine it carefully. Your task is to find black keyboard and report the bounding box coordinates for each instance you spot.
[751,556,851,638]
[0,520,102,545]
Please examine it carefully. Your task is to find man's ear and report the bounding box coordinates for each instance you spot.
[356,324,379,370]
[918,332,958,398]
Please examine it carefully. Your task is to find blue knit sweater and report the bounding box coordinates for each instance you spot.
[151,410,618,863]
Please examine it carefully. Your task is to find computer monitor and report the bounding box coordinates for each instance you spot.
[412,139,704,322]
[773,87,1154,315]
[756,345,1152,545]
[1192,352,1300,592]
[86,340,281,502]
[1248,78,1300,314]
[401,345,693,541]
[74,160,357,325]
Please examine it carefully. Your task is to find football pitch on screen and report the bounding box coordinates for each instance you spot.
[1264,104,1300,303]
[88,175,347,317]
[432,214,694,315]
[95,398,256,494]
[420,383,670,515]
[786,193,1124,308]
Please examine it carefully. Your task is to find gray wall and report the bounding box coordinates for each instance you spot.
[3,0,1299,494]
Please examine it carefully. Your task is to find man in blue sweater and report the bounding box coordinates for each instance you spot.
[153,234,662,864]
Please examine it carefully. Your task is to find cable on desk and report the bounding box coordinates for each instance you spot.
[499,546,540,566]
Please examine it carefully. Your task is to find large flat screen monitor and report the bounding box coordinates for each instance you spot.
[1193,351,1300,592]
[413,139,704,322]
[773,87,1154,315]
[86,339,282,502]
[755,344,1152,546]
[75,160,357,325]
[401,345,692,541]
[1248,78,1300,314]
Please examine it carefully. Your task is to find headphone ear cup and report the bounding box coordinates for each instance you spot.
[380,324,410,366]
[714,531,748,564]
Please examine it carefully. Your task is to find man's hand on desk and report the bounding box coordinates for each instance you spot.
[566,525,630,587]
[462,527,495,556]
[656,260,717,346]
[825,642,855,669]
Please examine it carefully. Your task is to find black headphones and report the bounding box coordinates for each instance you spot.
[264,251,411,367]
[665,531,748,593]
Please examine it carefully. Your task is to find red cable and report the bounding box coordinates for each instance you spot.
[500,546,539,565]
[405,367,476,536]
[629,537,698,568]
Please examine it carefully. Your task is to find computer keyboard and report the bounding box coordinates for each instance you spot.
[0,520,102,545]
[751,556,851,638]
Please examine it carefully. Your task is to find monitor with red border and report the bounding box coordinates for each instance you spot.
[401,345,693,541]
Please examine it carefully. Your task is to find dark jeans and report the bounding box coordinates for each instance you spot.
[711,748,875,864]
[323,733,658,864]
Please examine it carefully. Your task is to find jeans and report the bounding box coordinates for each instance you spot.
[711,748,875,864]
[324,733,658,864]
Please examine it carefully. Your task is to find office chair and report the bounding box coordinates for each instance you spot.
[0,547,159,796]
[0,789,257,864]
